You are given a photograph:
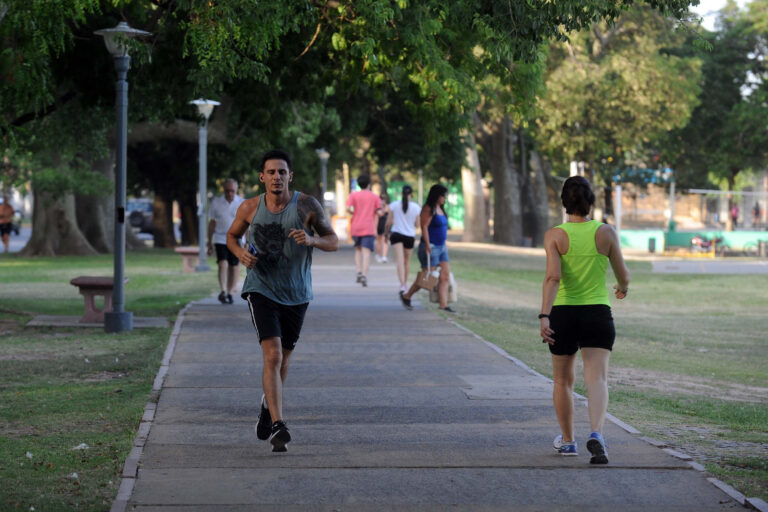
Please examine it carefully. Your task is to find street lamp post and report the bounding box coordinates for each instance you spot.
[190,99,220,272]
[95,21,150,334]
[316,148,330,216]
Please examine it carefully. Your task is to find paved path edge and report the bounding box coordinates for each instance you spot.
[445,317,752,510]
[109,301,193,512]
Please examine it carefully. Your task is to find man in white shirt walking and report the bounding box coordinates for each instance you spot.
[207,179,245,304]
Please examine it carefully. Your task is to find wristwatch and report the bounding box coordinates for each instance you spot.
[538,313,550,319]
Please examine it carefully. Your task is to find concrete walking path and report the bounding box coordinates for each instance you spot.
[121,247,741,511]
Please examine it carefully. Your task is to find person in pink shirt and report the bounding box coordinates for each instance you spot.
[346,175,382,286]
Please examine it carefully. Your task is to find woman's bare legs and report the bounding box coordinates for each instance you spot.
[551,353,577,442]
[437,261,451,308]
[581,347,611,434]
[392,243,406,288]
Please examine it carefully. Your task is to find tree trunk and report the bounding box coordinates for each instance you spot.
[460,121,489,242]
[151,193,176,248]
[528,150,551,246]
[76,156,113,253]
[21,189,97,256]
[480,115,522,245]
[179,190,198,246]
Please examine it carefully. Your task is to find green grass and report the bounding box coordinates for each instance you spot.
[0,250,218,511]
[430,246,768,501]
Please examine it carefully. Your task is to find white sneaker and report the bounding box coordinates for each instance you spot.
[382,257,388,263]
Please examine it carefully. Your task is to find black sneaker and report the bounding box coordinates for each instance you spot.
[440,306,457,313]
[360,275,368,287]
[226,293,234,304]
[255,395,271,440]
[218,291,227,304]
[355,273,363,283]
[269,420,291,452]
[399,291,413,310]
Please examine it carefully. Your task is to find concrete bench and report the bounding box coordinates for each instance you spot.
[174,246,200,273]
[69,276,128,324]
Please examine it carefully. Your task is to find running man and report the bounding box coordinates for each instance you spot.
[227,149,338,452]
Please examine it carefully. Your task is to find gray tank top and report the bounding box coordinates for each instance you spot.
[241,191,312,305]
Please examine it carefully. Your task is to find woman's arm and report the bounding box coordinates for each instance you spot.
[598,225,630,299]
[540,229,563,344]
[419,207,432,251]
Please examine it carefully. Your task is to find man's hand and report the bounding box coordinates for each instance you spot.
[288,228,314,247]
[207,242,213,256]
[237,247,258,269]
[613,284,628,299]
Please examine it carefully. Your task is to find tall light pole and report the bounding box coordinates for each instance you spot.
[190,99,220,272]
[95,21,150,334]
[316,148,330,216]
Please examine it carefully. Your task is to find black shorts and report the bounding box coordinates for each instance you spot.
[245,293,309,351]
[377,216,387,235]
[215,243,239,266]
[548,305,615,356]
[389,232,415,249]
[0,223,11,236]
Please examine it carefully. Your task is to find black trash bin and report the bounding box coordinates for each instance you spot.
[648,237,656,254]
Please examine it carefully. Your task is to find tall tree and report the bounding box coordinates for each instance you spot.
[665,0,768,229]
[535,6,702,199]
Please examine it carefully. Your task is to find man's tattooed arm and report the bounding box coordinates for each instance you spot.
[296,193,339,251]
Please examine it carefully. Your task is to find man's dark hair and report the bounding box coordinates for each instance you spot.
[259,149,292,172]
[357,175,370,189]
[560,176,595,216]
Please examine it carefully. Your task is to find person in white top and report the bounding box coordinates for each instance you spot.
[207,178,245,304]
[386,185,421,293]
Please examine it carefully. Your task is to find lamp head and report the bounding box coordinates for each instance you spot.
[95,21,151,57]
[315,148,330,163]
[190,99,221,121]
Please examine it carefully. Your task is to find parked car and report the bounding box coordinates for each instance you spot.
[127,198,153,234]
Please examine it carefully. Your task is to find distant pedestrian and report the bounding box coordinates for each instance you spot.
[386,185,421,294]
[0,195,14,253]
[753,203,761,228]
[400,184,454,313]
[207,179,245,304]
[346,175,382,287]
[375,192,390,263]
[731,204,739,229]
[227,149,338,452]
[539,175,629,464]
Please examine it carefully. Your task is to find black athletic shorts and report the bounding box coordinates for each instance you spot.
[548,304,615,356]
[389,231,415,249]
[377,215,387,236]
[245,292,309,351]
[214,243,239,266]
[0,223,11,236]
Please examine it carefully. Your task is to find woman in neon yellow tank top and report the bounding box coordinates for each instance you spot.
[540,176,630,464]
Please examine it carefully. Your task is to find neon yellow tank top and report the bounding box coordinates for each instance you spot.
[553,220,610,306]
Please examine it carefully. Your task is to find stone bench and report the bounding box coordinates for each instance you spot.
[174,246,200,273]
[69,276,128,324]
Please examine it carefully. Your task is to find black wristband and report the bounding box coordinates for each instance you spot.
[538,313,550,319]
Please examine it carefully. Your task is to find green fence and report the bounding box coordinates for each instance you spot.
[619,229,768,252]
